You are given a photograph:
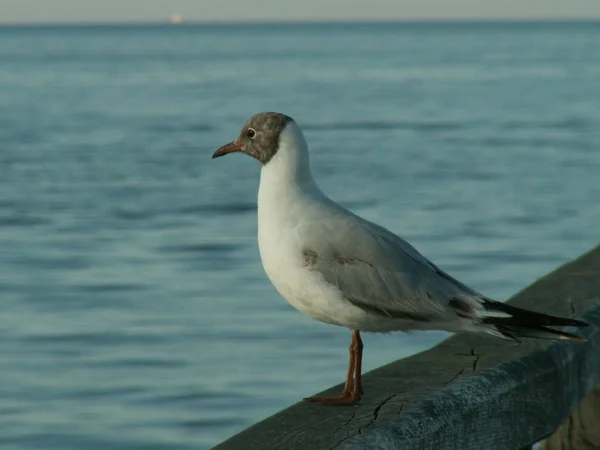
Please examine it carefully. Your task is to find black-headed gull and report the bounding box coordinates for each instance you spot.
[212,112,588,405]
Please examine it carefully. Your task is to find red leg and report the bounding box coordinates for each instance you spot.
[304,330,363,405]
[353,331,364,397]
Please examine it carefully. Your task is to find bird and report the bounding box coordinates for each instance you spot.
[211,111,588,406]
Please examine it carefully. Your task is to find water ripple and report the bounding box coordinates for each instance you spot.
[178,202,257,215]
[303,120,469,132]
[0,215,52,227]
[24,332,167,346]
[156,242,243,254]
[68,283,148,293]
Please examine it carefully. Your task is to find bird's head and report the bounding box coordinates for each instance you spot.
[212,112,294,165]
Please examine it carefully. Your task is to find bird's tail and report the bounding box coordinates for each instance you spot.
[480,300,589,342]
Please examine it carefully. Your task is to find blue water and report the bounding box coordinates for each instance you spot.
[1,21,599,449]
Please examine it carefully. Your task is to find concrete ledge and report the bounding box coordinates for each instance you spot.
[214,244,600,450]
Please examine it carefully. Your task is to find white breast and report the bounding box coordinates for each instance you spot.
[256,122,348,326]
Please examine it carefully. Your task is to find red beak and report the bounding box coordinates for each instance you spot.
[212,141,243,159]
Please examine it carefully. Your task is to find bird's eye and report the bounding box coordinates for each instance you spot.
[247,128,256,139]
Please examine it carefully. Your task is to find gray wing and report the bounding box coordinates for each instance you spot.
[300,208,486,321]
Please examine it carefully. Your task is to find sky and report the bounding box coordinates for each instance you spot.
[1,0,600,23]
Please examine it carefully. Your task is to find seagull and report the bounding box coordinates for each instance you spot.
[212,112,588,405]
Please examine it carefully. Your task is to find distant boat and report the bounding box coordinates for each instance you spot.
[169,14,183,24]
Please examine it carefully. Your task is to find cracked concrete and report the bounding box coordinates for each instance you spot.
[445,368,466,385]
[336,411,356,432]
[330,394,401,449]
[331,348,481,448]
[357,393,398,435]
[471,347,481,371]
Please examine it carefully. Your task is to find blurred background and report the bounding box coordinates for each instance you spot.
[1,1,600,449]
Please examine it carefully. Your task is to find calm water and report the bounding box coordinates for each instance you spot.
[1,21,600,449]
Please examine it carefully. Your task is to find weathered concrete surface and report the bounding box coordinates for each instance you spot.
[539,383,600,450]
[213,244,600,450]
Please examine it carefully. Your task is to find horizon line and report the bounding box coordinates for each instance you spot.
[1,17,600,27]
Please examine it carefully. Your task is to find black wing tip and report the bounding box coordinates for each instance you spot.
[568,318,590,328]
[482,300,589,328]
[495,324,588,342]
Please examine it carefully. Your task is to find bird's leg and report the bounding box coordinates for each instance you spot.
[353,331,364,397]
[304,330,363,405]
[342,335,357,395]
